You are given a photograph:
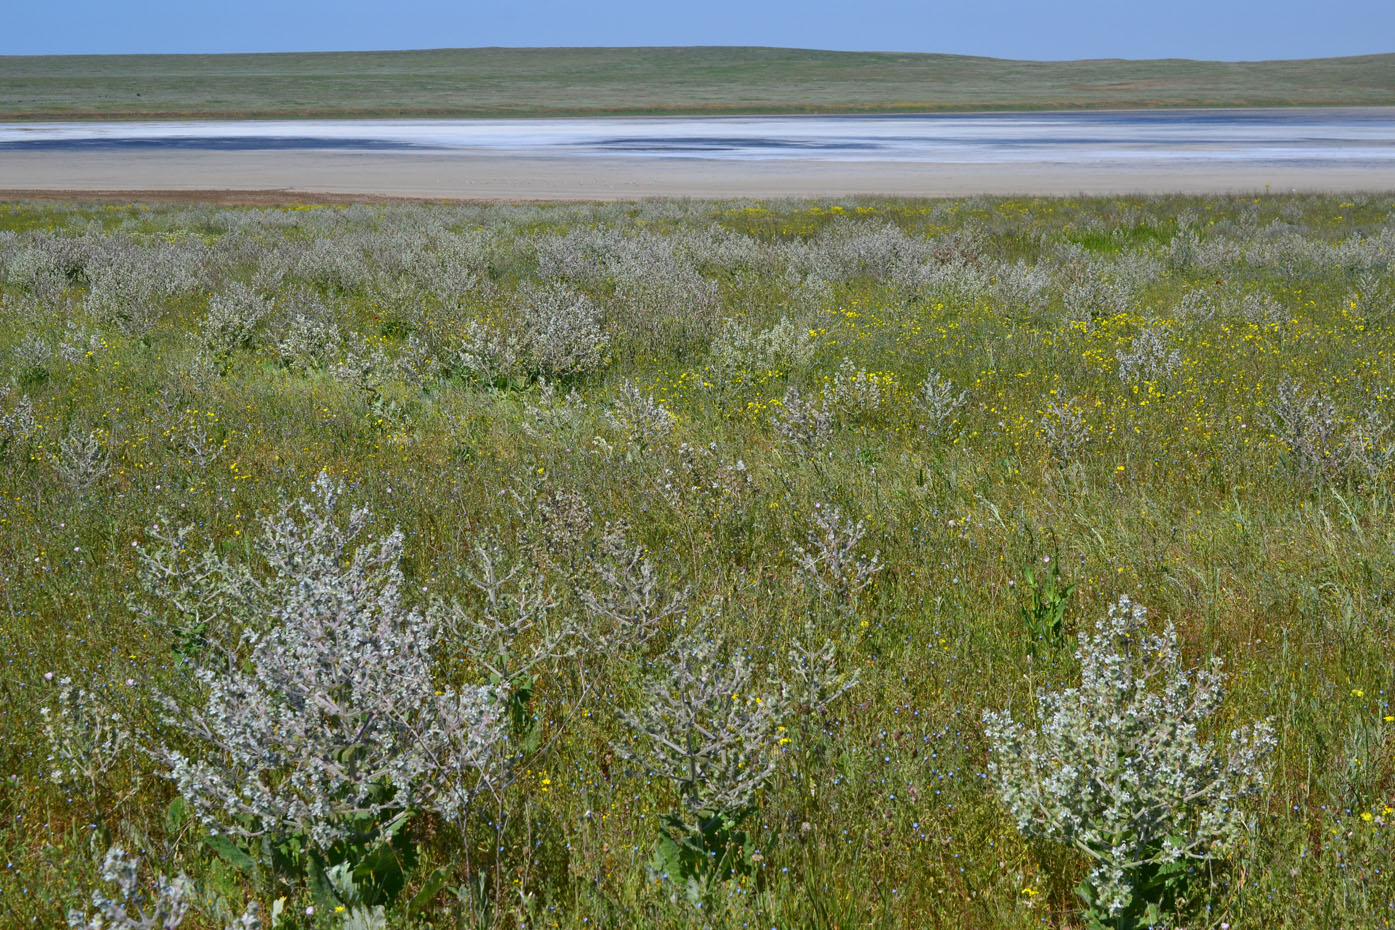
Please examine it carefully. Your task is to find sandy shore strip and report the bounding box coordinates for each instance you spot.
[2,151,1394,201]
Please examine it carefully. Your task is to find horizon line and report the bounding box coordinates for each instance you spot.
[3,44,1394,66]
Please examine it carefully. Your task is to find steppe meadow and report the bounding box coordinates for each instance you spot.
[0,193,1391,929]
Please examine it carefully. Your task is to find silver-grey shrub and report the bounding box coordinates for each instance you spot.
[83,238,207,339]
[514,283,610,377]
[68,847,194,930]
[615,626,791,901]
[579,527,688,654]
[991,260,1052,317]
[826,358,884,424]
[605,380,676,454]
[983,595,1275,925]
[771,385,833,455]
[534,226,628,285]
[273,305,343,372]
[707,316,817,393]
[11,331,54,377]
[449,285,608,383]
[657,441,756,521]
[1063,272,1132,325]
[68,847,260,930]
[1235,291,1285,328]
[1041,398,1089,465]
[450,318,525,384]
[617,628,788,817]
[520,379,589,444]
[1348,272,1394,327]
[41,677,131,803]
[792,503,884,612]
[784,633,859,719]
[0,385,37,453]
[1266,377,1394,483]
[1116,325,1181,387]
[536,227,719,343]
[57,322,105,365]
[149,475,507,855]
[202,282,272,358]
[916,369,968,439]
[54,426,109,496]
[611,255,721,344]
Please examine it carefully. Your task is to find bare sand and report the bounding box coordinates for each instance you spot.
[2,150,1394,202]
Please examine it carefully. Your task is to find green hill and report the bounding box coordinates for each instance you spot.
[1,46,1393,120]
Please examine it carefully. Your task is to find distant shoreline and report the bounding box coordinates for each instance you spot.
[2,151,1392,201]
[6,105,1395,125]
[8,102,1395,123]
[3,46,1392,122]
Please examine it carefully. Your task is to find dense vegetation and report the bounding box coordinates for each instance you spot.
[1,193,1393,929]
[2,47,1394,120]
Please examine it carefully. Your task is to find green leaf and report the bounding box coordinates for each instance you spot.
[406,867,449,916]
[305,857,339,912]
[352,843,407,904]
[164,797,189,834]
[203,833,256,873]
[378,809,413,843]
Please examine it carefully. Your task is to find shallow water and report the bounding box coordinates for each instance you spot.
[2,109,1393,166]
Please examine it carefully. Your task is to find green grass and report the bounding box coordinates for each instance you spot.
[0,193,1392,929]
[1,46,1394,120]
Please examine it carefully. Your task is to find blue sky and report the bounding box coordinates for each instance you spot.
[6,0,1393,59]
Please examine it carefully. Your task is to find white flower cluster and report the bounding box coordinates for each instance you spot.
[983,595,1275,920]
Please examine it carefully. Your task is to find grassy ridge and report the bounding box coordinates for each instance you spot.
[1,46,1394,120]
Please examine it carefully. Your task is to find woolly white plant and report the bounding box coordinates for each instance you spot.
[1266,377,1393,483]
[826,357,883,424]
[617,628,787,817]
[514,282,610,377]
[151,474,508,854]
[983,595,1275,926]
[41,677,130,802]
[771,385,833,454]
[1041,398,1089,465]
[616,626,800,902]
[1116,326,1181,386]
[579,527,688,654]
[67,847,260,930]
[792,503,884,611]
[604,380,675,453]
[916,369,968,439]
